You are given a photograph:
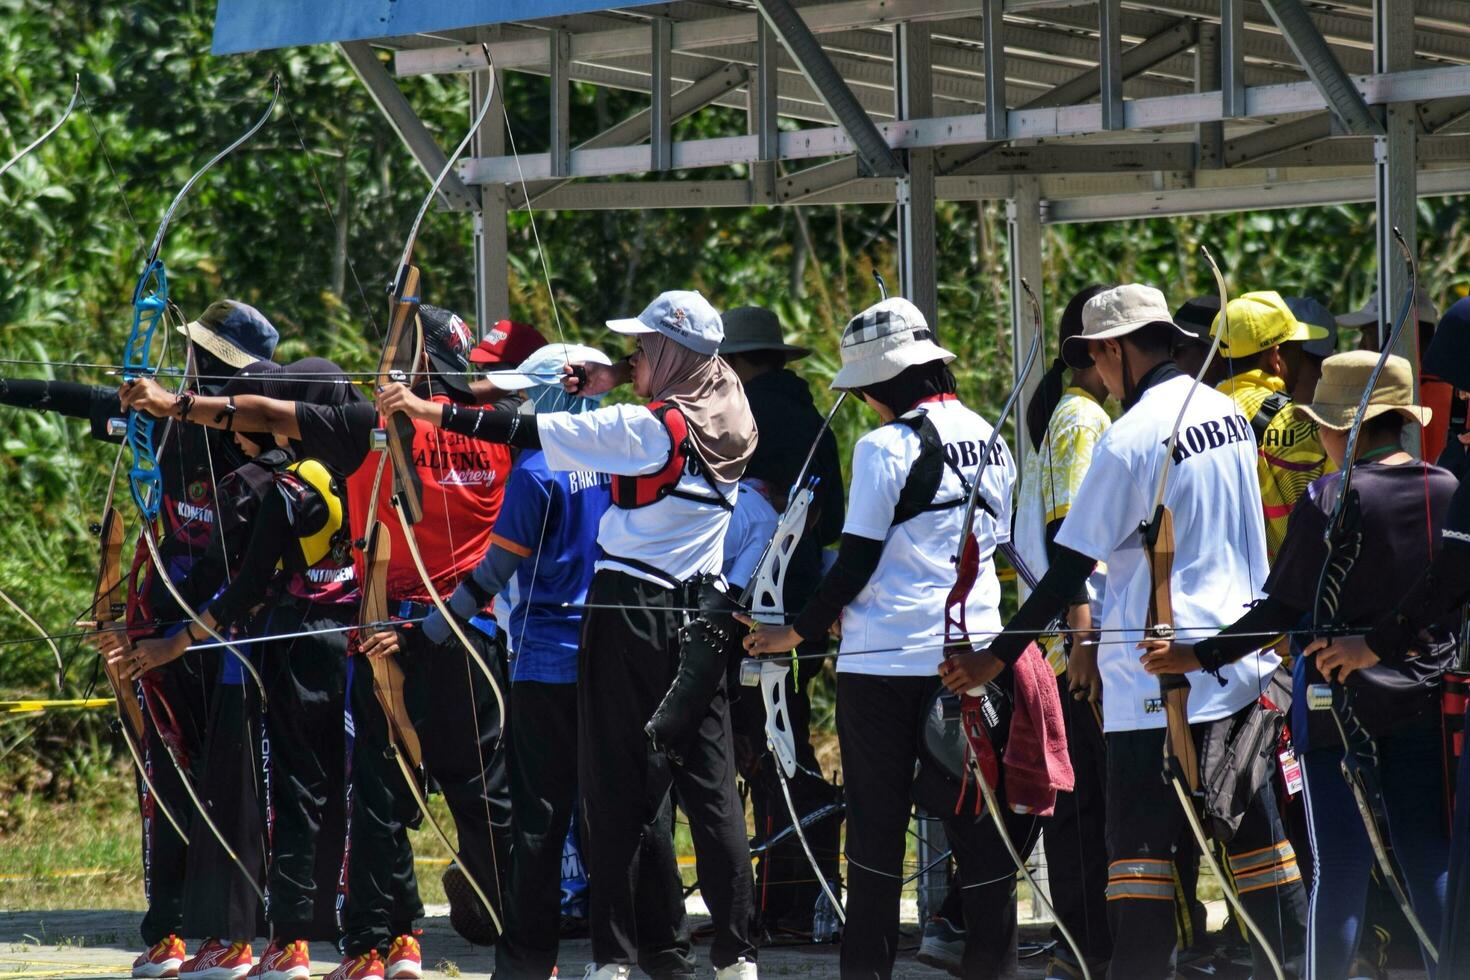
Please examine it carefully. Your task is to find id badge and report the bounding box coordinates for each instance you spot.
[1279,747,1304,797]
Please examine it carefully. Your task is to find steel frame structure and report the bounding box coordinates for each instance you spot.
[223,0,1470,459]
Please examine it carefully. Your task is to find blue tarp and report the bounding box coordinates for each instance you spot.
[212,0,661,54]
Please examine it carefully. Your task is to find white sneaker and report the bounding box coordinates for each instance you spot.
[581,967,629,980]
[714,958,757,980]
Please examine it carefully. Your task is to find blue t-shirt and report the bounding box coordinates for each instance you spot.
[495,450,609,684]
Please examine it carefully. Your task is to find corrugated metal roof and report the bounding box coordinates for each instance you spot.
[211,0,662,54]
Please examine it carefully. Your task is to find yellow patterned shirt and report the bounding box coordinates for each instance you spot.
[1014,388,1110,674]
[1215,369,1333,563]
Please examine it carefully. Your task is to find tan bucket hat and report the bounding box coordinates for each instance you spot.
[1296,350,1432,431]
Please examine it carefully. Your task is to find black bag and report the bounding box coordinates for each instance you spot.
[1199,666,1291,841]
[912,681,1012,816]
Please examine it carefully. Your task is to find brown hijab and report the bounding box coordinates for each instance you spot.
[643,331,757,483]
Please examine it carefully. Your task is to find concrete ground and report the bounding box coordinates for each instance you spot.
[0,903,1060,980]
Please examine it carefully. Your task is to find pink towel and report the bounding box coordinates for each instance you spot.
[1002,641,1074,817]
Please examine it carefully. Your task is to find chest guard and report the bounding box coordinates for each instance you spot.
[276,458,347,570]
[610,401,733,512]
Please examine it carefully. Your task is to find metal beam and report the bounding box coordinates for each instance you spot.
[651,19,673,171]
[777,156,862,202]
[895,21,937,327]
[1044,165,1470,223]
[754,0,906,177]
[1224,113,1334,166]
[470,43,507,326]
[508,62,747,209]
[1197,21,1224,167]
[1261,0,1384,136]
[1221,0,1247,117]
[1374,0,1418,396]
[1007,178,1045,466]
[937,18,1199,175]
[339,40,479,211]
[458,65,1470,184]
[549,30,572,178]
[967,142,1197,173]
[1099,0,1125,130]
[983,0,1007,141]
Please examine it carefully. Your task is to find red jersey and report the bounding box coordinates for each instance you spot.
[344,396,510,603]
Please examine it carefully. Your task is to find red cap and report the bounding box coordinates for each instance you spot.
[469,320,549,367]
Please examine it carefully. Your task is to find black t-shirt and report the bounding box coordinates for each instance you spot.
[294,400,378,477]
[1267,460,1459,739]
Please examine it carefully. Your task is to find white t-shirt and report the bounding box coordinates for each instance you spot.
[537,403,736,585]
[722,482,780,591]
[1055,373,1277,733]
[837,396,1015,677]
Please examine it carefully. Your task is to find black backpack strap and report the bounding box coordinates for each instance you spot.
[1250,391,1291,442]
[890,412,978,527]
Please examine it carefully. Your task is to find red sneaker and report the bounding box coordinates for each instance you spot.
[245,941,311,980]
[179,940,253,980]
[324,951,384,980]
[133,935,186,979]
[385,935,421,980]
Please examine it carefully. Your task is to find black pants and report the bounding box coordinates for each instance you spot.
[258,603,350,941]
[1104,724,1308,980]
[1041,673,1111,968]
[180,678,267,940]
[837,672,1037,980]
[341,622,510,957]
[497,680,577,979]
[578,570,755,973]
[138,654,216,946]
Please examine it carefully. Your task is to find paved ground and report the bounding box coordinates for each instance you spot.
[0,905,1060,979]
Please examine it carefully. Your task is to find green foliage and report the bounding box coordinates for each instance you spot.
[0,0,1467,768]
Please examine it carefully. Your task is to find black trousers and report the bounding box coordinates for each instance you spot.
[837,672,1037,980]
[1104,724,1308,980]
[578,570,755,974]
[258,603,350,941]
[497,680,578,979]
[1041,673,1111,967]
[180,678,267,940]
[341,622,510,957]
[138,654,216,946]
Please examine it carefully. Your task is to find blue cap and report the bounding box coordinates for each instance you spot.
[178,300,279,369]
[606,290,723,356]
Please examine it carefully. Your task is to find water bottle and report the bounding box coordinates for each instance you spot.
[812,886,841,943]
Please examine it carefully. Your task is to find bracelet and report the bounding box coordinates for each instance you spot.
[176,392,195,421]
[184,622,203,644]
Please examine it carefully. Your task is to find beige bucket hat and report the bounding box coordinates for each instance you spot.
[1296,350,1432,431]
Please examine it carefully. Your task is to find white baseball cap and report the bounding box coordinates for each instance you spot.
[831,297,955,390]
[607,290,723,356]
[483,343,612,389]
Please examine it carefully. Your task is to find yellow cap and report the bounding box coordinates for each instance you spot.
[1210,290,1329,358]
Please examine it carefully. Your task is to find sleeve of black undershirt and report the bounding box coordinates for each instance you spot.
[0,379,124,442]
[438,404,542,449]
[1365,538,1470,664]
[791,533,883,641]
[1045,517,1091,607]
[207,489,292,632]
[1190,595,1300,677]
[985,544,1097,666]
